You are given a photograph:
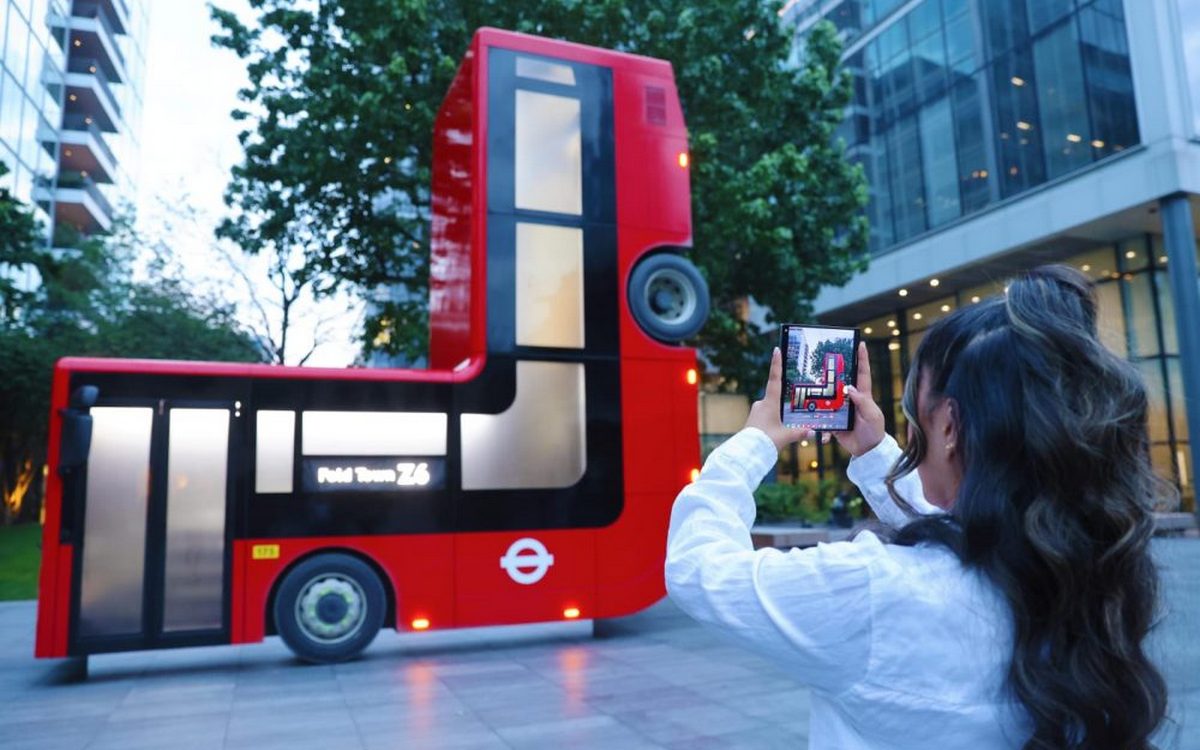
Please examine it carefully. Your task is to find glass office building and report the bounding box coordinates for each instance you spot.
[0,0,68,235]
[784,0,1200,511]
[0,0,145,247]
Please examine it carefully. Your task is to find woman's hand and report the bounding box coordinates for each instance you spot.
[833,341,887,457]
[745,347,812,451]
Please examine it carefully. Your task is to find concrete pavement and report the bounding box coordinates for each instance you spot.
[0,539,1195,749]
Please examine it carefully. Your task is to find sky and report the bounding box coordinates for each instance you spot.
[135,1,362,367]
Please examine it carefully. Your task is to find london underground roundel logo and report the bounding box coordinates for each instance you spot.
[499,538,555,585]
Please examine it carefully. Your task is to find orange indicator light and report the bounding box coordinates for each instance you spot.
[563,607,581,620]
[678,151,689,168]
[686,368,698,385]
[411,618,430,630]
[689,468,701,482]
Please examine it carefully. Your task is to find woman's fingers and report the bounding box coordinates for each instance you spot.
[765,347,782,403]
[855,341,872,394]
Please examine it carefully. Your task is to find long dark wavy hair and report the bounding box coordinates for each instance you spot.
[884,265,1169,749]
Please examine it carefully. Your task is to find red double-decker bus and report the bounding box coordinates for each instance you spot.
[35,29,709,666]
[792,353,846,412]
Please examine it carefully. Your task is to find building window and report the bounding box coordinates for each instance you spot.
[814,0,1141,255]
[1177,0,1200,136]
[844,240,1193,511]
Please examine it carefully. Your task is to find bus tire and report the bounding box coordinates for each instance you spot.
[274,553,387,664]
[628,253,709,343]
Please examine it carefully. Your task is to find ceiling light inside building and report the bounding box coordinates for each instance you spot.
[892,329,901,337]
[1125,250,1136,259]
[913,313,923,320]
[898,288,908,297]
[1066,133,1082,143]
[888,342,901,351]
[1011,76,1026,87]
[940,304,951,312]
[864,327,873,335]
[1092,139,1105,149]
[971,296,980,304]
[1160,256,1168,264]
[886,320,896,328]
[1017,121,1032,131]
[1081,264,1091,272]
[929,278,940,287]
[809,460,819,470]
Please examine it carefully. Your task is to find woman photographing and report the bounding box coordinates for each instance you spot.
[666,266,1168,748]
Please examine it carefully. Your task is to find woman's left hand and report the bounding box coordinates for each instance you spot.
[744,347,815,451]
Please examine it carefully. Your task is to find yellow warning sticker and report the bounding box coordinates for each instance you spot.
[252,544,280,560]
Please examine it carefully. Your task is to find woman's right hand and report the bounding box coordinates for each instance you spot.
[834,341,887,458]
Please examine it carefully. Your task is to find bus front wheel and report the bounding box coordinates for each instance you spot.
[628,253,710,343]
[274,553,387,664]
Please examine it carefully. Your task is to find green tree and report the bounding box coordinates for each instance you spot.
[808,336,854,381]
[0,209,265,524]
[211,1,868,388]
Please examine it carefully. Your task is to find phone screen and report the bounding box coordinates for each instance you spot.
[779,324,860,432]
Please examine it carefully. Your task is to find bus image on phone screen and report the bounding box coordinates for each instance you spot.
[779,324,860,432]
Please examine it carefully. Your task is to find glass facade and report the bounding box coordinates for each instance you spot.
[0,0,68,235]
[793,0,1141,254]
[1179,0,1200,136]
[815,239,1198,512]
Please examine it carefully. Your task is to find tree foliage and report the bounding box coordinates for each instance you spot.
[212,0,868,390]
[0,185,265,524]
[808,336,855,381]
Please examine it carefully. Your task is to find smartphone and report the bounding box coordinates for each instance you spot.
[779,323,860,432]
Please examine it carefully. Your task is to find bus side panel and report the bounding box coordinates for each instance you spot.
[454,529,595,626]
[233,535,455,643]
[594,493,670,617]
[619,358,691,493]
[35,364,72,658]
[596,352,696,618]
[230,541,250,643]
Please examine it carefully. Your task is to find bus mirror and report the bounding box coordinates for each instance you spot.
[70,385,99,410]
[59,386,98,475]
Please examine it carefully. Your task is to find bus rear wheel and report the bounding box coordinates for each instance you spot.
[274,553,386,664]
[628,253,710,343]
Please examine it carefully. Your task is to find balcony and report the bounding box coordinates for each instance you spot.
[74,0,129,36]
[35,170,114,234]
[64,56,121,132]
[58,114,118,184]
[58,9,126,83]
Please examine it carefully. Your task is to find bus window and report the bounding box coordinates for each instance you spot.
[515,89,582,215]
[515,222,585,349]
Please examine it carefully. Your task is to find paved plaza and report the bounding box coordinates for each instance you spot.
[0,539,1196,750]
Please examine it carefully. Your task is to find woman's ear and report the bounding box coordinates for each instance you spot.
[943,398,960,456]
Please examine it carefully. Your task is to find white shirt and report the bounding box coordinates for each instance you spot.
[665,428,1032,749]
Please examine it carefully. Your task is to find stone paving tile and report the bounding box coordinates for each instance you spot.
[85,712,229,750]
[495,714,664,750]
[608,701,769,745]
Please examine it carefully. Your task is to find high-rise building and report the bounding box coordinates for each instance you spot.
[0,0,68,236]
[784,0,1198,510]
[46,0,147,237]
[0,0,145,297]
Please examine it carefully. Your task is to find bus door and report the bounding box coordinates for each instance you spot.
[68,399,237,654]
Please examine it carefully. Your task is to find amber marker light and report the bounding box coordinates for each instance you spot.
[563,607,581,620]
[690,468,701,482]
[678,151,689,168]
[686,368,698,385]
[411,618,430,631]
